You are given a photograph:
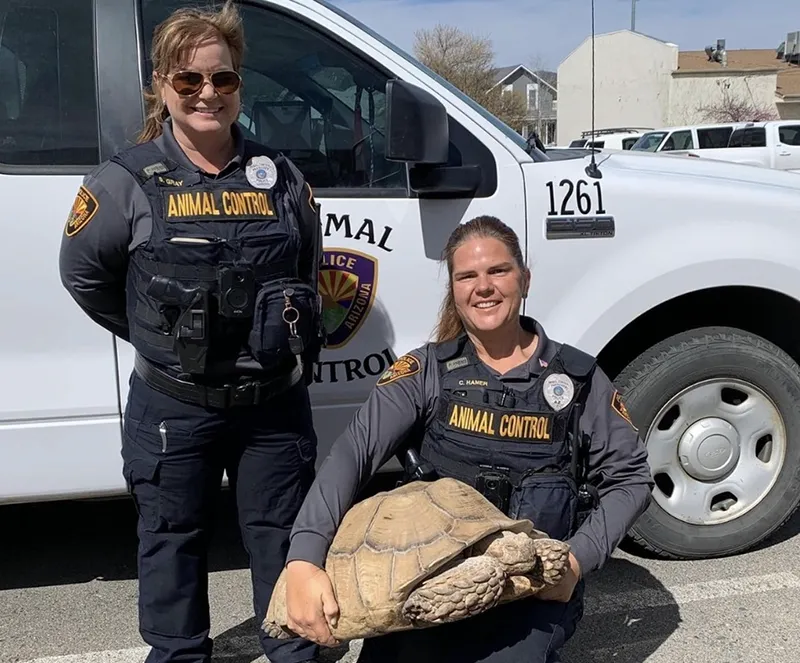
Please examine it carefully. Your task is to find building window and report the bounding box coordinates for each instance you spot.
[526,83,539,111]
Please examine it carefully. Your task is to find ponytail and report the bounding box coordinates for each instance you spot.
[433,288,465,343]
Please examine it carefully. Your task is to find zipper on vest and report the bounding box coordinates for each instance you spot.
[158,421,168,453]
[167,235,225,245]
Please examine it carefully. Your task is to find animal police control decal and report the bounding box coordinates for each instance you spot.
[377,354,421,386]
[319,248,378,349]
[65,186,99,237]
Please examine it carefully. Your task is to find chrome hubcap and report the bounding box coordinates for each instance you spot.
[644,379,786,525]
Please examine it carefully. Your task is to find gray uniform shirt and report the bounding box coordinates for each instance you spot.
[288,317,654,577]
[59,119,318,352]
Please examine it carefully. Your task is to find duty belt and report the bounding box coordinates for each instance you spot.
[134,353,302,408]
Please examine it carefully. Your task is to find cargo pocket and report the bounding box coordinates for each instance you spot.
[509,472,579,542]
[121,448,161,534]
[248,279,317,368]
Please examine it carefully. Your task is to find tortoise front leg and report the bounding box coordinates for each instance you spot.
[401,556,506,625]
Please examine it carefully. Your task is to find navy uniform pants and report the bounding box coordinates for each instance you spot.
[121,372,318,663]
[357,582,584,663]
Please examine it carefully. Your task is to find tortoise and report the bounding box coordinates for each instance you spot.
[262,477,572,643]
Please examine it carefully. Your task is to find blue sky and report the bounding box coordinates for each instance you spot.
[330,0,794,71]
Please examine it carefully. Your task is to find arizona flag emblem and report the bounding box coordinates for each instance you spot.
[611,391,637,430]
[318,248,378,348]
[65,186,99,237]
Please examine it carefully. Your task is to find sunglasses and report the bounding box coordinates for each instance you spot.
[164,70,242,96]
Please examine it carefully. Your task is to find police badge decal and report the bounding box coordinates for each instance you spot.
[543,373,575,411]
[246,156,277,189]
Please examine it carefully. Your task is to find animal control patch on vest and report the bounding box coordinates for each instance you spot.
[611,390,637,429]
[163,188,277,221]
[377,354,421,386]
[446,402,553,443]
[64,186,99,237]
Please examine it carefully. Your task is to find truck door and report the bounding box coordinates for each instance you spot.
[0,0,124,502]
[134,0,527,461]
[776,123,800,172]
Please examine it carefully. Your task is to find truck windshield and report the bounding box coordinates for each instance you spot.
[631,132,667,152]
[314,0,532,155]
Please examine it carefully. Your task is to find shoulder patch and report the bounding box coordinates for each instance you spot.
[64,186,99,237]
[611,390,637,430]
[377,354,421,386]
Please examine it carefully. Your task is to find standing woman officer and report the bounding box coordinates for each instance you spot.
[280,216,654,662]
[59,3,324,663]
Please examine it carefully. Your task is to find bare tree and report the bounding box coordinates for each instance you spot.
[696,79,779,123]
[413,24,527,131]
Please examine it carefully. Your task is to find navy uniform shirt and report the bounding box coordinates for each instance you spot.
[58,119,318,361]
[287,316,654,577]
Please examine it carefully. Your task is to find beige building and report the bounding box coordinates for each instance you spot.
[556,29,800,145]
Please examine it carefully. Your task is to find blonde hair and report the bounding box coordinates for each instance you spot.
[433,215,527,343]
[138,0,245,143]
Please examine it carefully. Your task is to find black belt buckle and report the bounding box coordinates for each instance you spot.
[230,381,260,406]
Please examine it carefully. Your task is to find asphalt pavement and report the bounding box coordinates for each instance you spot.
[1,491,799,663]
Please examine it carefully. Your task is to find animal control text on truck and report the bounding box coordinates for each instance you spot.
[3,0,800,562]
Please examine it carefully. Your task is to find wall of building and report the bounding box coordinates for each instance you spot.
[556,30,678,145]
[668,72,779,125]
[777,100,800,119]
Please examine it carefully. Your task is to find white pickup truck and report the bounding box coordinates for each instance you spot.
[680,121,800,172]
[3,0,800,563]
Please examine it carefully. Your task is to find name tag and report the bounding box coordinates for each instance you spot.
[445,402,553,443]
[163,189,277,221]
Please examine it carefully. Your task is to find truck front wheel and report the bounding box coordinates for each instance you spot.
[615,326,800,559]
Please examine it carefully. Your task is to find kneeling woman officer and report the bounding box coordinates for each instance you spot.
[280,216,655,663]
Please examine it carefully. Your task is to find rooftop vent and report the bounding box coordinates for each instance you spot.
[705,39,727,66]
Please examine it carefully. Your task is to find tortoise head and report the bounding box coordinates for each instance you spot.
[472,530,541,575]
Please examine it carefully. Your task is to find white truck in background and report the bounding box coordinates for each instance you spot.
[3,0,800,564]
[630,122,746,154]
[567,127,649,150]
[680,120,800,172]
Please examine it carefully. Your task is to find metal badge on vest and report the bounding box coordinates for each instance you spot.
[110,142,324,394]
[416,336,598,541]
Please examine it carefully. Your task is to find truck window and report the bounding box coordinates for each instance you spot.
[141,1,404,192]
[779,125,800,146]
[0,0,99,167]
[728,127,767,148]
[697,127,733,149]
[140,0,497,197]
[622,137,638,150]
[661,130,692,151]
[631,131,667,152]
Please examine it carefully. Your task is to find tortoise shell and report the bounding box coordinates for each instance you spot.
[323,478,539,637]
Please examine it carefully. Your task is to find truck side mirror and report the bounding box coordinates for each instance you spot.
[385,79,449,165]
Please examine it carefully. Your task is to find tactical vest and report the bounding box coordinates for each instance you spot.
[111,141,323,382]
[418,336,597,542]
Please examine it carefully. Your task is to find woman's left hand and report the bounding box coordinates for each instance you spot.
[537,553,582,603]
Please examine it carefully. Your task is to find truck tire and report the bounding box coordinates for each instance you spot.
[614,326,800,559]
